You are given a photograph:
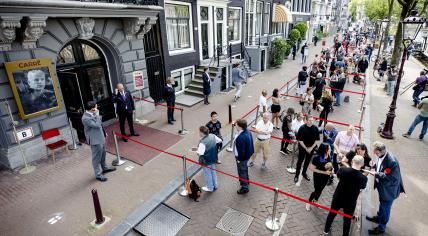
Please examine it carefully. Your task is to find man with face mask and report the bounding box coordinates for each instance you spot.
[365,141,405,235]
[22,69,58,114]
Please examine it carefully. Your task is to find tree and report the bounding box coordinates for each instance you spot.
[350,0,358,22]
[293,23,308,40]
[288,29,301,44]
[382,0,394,53]
[271,38,287,67]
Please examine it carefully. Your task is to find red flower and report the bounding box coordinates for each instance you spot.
[384,168,392,175]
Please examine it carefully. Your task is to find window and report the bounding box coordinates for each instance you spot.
[82,44,100,61]
[165,3,192,51]
[245,0,254,44]
[228,8,241,42]
[171,66,194,93]
[255,1,263,36]
[57,45,75,65]
[263,3,270,35]
[272,22,283,34]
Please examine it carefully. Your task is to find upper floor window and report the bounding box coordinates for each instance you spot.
[255,1,263,36]
[165,3,191,51]
[263,3,270,35]
[228,8,241,42]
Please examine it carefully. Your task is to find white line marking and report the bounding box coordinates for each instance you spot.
[272,213,287,236]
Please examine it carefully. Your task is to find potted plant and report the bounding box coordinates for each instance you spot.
[284,42,292,59]
[271,38,287,67]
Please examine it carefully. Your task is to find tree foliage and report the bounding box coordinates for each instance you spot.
[288,29,301,44]
[350,0,358,21]
[271,38,287,67]
[364,0,401,21]
[293,23,308,39]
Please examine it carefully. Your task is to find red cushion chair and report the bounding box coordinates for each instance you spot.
[41,128,69,164]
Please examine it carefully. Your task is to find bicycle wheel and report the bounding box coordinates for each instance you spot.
[371,54,378,62]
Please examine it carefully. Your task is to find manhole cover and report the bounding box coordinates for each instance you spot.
[134,204,189,236]
[216,208,254,236]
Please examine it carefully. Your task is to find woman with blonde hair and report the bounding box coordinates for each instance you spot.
[301,87,314,115]
[318,89,334,127]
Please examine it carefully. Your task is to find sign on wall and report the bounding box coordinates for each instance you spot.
[4,58,62,119]
[15,127,34,142]
[133,71,144,90]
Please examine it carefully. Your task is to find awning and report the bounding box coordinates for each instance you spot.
[272,4,292,23]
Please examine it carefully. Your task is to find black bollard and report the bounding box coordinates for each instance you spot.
[92,189,105,224]
[228,104,232,124]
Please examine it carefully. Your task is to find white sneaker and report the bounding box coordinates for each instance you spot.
[261,163,267,169]
[202,186,213,192]
[305,203,311,211]
[279,150,286,155]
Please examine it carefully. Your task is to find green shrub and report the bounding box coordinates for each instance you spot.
[271,38,287,67]
[284,42,292,56]
[288,29,301,44]
[293,23,308,39]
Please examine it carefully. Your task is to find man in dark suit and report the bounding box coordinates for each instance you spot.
[233,119,254,194]
[112,83,139,142]
[202,67,211,105]
[164,77,177,125]
[365,141,405,235]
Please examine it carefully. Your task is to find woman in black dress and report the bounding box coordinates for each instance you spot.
[306,143,333,211]
[271,88,281,129]
[280,108,295,155]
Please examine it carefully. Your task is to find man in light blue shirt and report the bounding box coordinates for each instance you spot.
[232,63,246,101]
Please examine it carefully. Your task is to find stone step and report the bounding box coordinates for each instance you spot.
[187,83,203,90]
[185,88,204,97]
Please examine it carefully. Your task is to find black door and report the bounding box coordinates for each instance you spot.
[201,23,209,59]
[143,21,166,102]
[261,50,266,72]
[56,39,115,139]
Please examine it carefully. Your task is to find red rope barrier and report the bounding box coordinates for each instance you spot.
[325,87,366,95]
[303,114,362,129]
[114,132,353,219]
[249,129,294,144]
[240,105,259,120]
[133,96,183,111]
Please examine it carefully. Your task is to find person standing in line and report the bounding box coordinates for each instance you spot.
[202,67,211,105]
[294,116,320,183]
[403,95,428,140]
[258,89,268,121]
[312,73,326,110]
[292,112,305,134]
[302,87,314,115]
[365,141,405,235]
[292,44,297,60]
[329,58,337,77]
[411,71,427,107]
[378,57,388,82]
[305,143,333,211]
[323,155,368,236]
[323,123,338,185]
[206,111,223,165]
[271,89,281,129]
[318,89,334,127]
[297,66,309,96]
[164,77,177,125]
[301,43,308,64]
[386,65,398,96]
[333,125,359,170]
[249,113,273,169]
[333,70,346,106]
[232,63,246,101]
[196,126,222,192]
[309,64,319,88]
[280,108,295,155]
[112,83,139,142]
[233,119,255,194]
[357,56,369,75]
[82,101,116,182]
[313,34,319,46]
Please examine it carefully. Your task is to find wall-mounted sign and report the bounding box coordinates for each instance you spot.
[15,127,34,142]
[4,58,62,119]
[133,71,144,90]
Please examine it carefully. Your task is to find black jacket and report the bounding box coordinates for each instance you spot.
[112,91,135,113]
[164,85,176,103]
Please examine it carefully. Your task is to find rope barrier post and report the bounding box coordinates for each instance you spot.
[252,105,260,128]
[178,108,189,135]
[228,104,232,124]
[284,81,290,100]
[265,187,280,231]
[112,132,126,166]
[226,124,235,152]
[91,189,105,225]
[68,118,79,150]
[358,93,366,113]
[178,155,189,197]
[358,106,366,140]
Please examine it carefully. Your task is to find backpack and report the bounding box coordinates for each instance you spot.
[344,95,350,103]
[186,178,201,202]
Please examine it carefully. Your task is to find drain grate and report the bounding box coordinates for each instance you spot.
[216,208,254,236]
[134,204,189,236]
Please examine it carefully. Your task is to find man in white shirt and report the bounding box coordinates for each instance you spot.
[291,113,305,134]
[249,113,273,169]
[259,89,268,113]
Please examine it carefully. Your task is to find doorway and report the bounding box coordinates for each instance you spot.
[56,39,115,141]
[198,4,226,61]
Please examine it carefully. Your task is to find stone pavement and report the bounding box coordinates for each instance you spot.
[364,56,428,236]
[0,36,368,236]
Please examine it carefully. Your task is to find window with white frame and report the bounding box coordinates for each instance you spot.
[272,22,283,34]
[255,1,263,36]
[171,66,194,93]
[165,3,192,51]
[228,8,241,42]
[245,0,255,44]
[263,3,270,35]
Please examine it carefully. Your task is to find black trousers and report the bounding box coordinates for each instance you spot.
[324,198,357,236]
[281,131,291,152]
[295,145,314,178]
[118,111,135,135]
[319,109,330,127]
[166,101,175,122]
[309,174,329,202]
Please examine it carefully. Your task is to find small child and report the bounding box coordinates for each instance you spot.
[206,111,222,164]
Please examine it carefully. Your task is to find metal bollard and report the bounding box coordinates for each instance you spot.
[228,104,232,124]
[178,155,189,196]
[253,105,260,127]
[358,106,366,140]
[68,118,79,150]
[358,93,366,113]
[265,188,280,231]
[284,82,290,99]
[92,189,105,225]
[226,124,235,152]
[178,109,189,135]
[112,132,126,166]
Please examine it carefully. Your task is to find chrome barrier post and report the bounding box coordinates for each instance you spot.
[358,93,366,113]
[284,82,290,100]
[226,124,235,152]
[178,108,188,135]
[265,188,280,231]
[68,118,79,150]
[252,105,260,128]
[178,155,189,197]
[112,132,126,166]
[358,106,366,140]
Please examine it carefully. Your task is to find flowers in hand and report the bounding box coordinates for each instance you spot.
[384,168,391,175]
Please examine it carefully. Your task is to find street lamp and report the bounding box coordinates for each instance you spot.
[380,11,426,139]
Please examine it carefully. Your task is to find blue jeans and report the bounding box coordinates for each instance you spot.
[335,92,342,105]
[203,164,218,191]
[412,89,424,105]
[377,199,394,231]
[407,114,428,139]
[387,80,395,96]
[236,160,249,190]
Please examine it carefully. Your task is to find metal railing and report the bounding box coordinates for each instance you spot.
[79,0,159,5]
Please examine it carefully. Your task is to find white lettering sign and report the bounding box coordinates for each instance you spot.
[16,127,34,142]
